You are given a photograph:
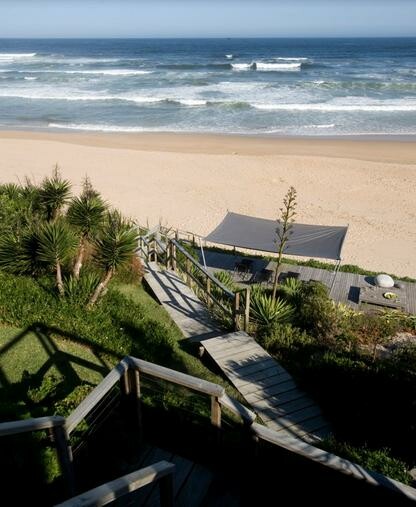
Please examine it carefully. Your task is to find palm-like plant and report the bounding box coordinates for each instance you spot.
[89,212,139,306]
[67,191,107,279]
[0,228,41,275]
[39,166,71,222]
[37,221,77,296]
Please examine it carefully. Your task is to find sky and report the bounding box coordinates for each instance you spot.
[0,0,415,38]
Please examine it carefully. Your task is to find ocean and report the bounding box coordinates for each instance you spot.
[0,38,415,136]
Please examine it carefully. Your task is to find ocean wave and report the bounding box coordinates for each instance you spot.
[0,90,208,107]
[231,63,253,71]
[255,62,302,71]
[253,101,416,112]
[225,54,233,59]
[231,62,302,71]
[0,53,37,61]
[60,69,152,76]
[48,122,152,132]
[24,77,38,81]
[274,57,310,62]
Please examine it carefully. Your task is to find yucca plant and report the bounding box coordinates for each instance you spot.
[0,227,41,275]
[39,166,71,222]
[250,284,294,327]
[67,183,107,279]
[89,212,139,306]
[37,221,77,296]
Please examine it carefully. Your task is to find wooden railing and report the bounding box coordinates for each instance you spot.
[2,356,416,504]
[55,461,175,507]
[138,234,251,332]
[0,415,75,497]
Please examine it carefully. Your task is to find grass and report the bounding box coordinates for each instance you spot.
[0,326,108,386]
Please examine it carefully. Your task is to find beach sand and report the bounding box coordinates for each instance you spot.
[0,131,415,277]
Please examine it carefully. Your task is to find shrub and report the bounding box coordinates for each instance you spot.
[260,323,312,354]
[320,437,412,485]
[297,281,339,341]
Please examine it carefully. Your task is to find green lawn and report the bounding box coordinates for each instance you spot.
[0,326,108,387]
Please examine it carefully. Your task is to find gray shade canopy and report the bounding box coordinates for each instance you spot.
[205,212,348,261]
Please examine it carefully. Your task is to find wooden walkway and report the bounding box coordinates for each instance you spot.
[201,250,416,314]
[203,331,331,442]
[144,259,330,442]
[144,262,223,341]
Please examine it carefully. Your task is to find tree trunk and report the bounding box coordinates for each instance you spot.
[73,237,86,279]
[56,262,65,297]
[88,268,113,307]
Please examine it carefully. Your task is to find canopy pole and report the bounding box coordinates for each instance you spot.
[329,259,341,296]
[200,237,207,270]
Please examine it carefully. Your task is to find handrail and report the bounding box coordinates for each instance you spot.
[252,423,416,502]
[55,461,175,507]
[66,359,129,435]
[127,356,224,397]
[2,356,416,503]
[0,415,65,437]
[171,239,235,300]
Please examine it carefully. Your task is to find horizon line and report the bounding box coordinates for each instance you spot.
[1,35,416,40]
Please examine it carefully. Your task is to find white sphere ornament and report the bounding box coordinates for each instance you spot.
[374,274,394,288]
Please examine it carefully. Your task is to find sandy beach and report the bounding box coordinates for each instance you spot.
[0,131,415,277]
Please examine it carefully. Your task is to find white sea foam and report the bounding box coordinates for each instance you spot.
[225,54,233,59]
[274,57,309,62]
[176,99,207,106]
[254,62,302,71]
[62,69,152,76]
[0,53,37,61]
[252,101,416,112]
[48,122,152,132]
[231,63,253,71]
[24,77,38,81]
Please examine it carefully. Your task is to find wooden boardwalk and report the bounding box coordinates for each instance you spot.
[203,331,331,442]
[144,262,223,341]
[201,250,416,314]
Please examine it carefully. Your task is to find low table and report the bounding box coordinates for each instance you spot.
[359,286,407,310]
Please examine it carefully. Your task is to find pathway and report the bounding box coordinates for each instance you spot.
[144,262,223,341]
[202,331,331,441]
[143,260,331,442]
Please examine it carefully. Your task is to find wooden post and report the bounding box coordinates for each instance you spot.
[52,425,76,496]
[206,277,212,309]
[152,239,157,262]
[210,396,221,428]
[171,241,177,271]
[120,369,130,396]
[159,473,174,507]
[185,258,191,285]
[129,368,143,442]
[233,292,240,331]
[244,287,251,332]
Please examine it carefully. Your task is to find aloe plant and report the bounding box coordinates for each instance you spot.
[250,285,294,326]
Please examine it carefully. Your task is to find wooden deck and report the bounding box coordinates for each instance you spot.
[144,261,223,341]
[201,250,416,314]
[203,331,331,442]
